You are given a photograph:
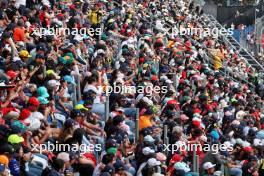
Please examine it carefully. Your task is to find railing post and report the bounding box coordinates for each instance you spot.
[104,95,109,122]
[193,150,199,173]
[173,73,177,92]
[73,82,77,106]
[135,108,139,142]
[43,65,46,78]
[76,74,81,101]
[163,125,169,156]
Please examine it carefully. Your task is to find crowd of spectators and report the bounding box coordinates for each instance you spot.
[0,0,264,176]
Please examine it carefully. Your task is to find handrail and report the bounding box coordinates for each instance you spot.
[206,14,264,71]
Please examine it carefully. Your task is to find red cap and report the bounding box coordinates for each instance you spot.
[139,57,145,63]
[167,100,177,105]
[19,109,31,120]
[192,120,201,127]
[28,97,40,106]
[151,75,159,81]
[169,154,182,164]
[193,109,201,114]
[69,4,76,10]
[243,147,253,152]
[6,70,18,79]
[2,107,16,116]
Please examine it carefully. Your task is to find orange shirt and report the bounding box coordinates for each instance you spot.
[139,115,152,130]
[13,27,25,42]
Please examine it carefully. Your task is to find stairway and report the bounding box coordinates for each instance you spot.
[206,14,264,76]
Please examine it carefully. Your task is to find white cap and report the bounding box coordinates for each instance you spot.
[57,152,70,162]
[47,79,60,87]
[203,162,216,170]
[147,158,161,167]
[142,147,155,156]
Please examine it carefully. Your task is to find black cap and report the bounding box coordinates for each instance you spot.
[36,43,47,51]
[36,54,45,59]
[101,165,115,175]
[71,109,85,118]
[64,118,76,128]
[114,160,126,171]
[0,144,15,154]
[140,127,153,137]
[105,139,117,150]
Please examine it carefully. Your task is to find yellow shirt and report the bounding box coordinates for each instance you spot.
[88,10,102,25]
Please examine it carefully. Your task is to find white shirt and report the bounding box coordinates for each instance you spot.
[15,0,26,8]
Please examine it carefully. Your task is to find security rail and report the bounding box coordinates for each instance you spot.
[205,14,264,75]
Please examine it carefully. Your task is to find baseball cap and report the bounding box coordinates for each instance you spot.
[170,154,183,164]
[28,97,40,106]
[74,104,88,111]
[3,111,19,120]
[64,119,76,128]
[38,97,49,105]
[147,158,161,167]
[46,70,60,80]
[18,109,31,120]
[144,135,155,143]
[47,80,60,87]
[210,130,220,140]
[0,144,15,154]
[203,162,216,170]
[71,109,85,118]
[57,152,70,162]
[174,162,190,172]
[114,160,125,171]
[63,75,76,85]
[19,50,31,58]
[36,43,46,51]
[102,165,115,175]
[0,155,9,166]
[10,121,27,134]
[142,147,155,156]
[6,70,18,79]
[37,87,49,98]
[7,134,24,144]
[106,147,117,155]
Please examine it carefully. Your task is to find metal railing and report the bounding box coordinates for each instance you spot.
[205,14,264,74]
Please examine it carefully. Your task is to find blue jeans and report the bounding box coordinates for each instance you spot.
[229,167,242,176]
[92,103,105,119]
